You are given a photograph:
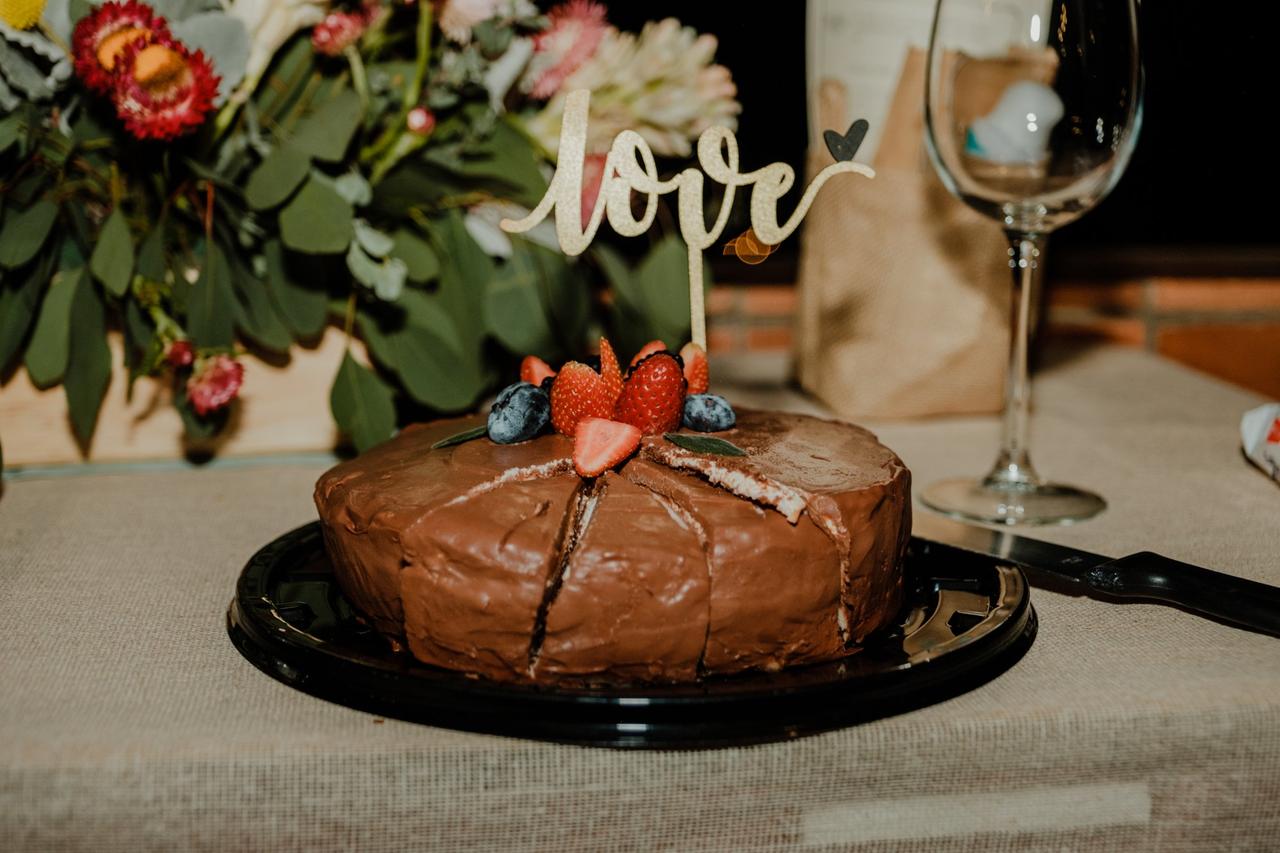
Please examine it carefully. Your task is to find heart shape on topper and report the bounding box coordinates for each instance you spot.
[823,119,870,162]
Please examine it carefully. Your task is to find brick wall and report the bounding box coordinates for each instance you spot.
[709,279,1280,399]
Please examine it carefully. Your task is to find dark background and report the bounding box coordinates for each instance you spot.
[598,1,1280,281]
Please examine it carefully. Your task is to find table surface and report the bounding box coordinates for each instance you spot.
[2,345,1278,852]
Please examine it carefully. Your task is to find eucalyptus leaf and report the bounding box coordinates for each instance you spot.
[64,275,111,451]
[484,241,558,358]
[0,198,57,269]
[170,12,248,102]
[245,145,310,209]
[291,89,363,162]
[353,219,394,257]
[346,242,405,301]
[135,220,167,281]
[333,172,372,206]
[89,207,134,297]
[0,251,53,374]
[358,291,480,412]
[187,243,235,348]
[330,351,397,452]
[263,239,327,338]
[229,253,292,352]
[0,111,20,153]
[23,266,79,387]
[385,232,434,285]
[663,433,746,457]
[280,177,353,254]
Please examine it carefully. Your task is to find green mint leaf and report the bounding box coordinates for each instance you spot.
[431,424,488,450]
[663,433,747,457]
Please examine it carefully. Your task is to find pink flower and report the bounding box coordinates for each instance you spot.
[579,152,607,229]
[166,340,194,368]
[527,0,607,99]
[187,354,244,416]
[311,10,366,56]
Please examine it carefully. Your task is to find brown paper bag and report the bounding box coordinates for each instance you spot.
[795,49,1012,419]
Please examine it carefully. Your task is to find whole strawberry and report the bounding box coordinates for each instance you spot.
[615,352,687,435]
[549,338,624,436]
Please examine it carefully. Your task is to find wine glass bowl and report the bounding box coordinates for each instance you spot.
[921,0,1142,525]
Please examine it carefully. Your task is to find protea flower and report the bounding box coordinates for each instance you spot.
[71,0,171,94]
[525,18,741,159]
[187,354,244,416]
[110,33,220,140]
[311,9,367,56]
[524,0,607,99]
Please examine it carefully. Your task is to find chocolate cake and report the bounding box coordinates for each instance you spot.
[314,409,911,684]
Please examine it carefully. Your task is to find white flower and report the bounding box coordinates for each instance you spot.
[226,0,328,98]
[438,0,537,43]
[523,18,740,158]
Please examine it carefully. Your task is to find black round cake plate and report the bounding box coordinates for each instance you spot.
[227,523,1036,749]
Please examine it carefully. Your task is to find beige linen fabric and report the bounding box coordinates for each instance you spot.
[2,346,1279,852]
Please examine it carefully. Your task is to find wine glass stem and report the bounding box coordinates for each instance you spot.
[985,230,1046,491]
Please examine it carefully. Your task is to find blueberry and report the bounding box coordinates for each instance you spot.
[540,375,556,393]
[488,382,550,444]
[682,394,736,432]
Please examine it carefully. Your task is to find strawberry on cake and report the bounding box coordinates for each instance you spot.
[315,338,910,685]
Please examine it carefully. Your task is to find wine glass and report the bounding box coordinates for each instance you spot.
[922,0,1142,525]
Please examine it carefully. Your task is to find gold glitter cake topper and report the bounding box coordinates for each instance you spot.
[501,89,874,350]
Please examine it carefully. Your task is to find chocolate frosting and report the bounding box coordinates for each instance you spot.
[314,409,911,684]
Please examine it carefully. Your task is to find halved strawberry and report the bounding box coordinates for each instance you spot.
[679,342,709,395]
[550,361,614,435]
[520,355,557,387]
[573,417,641,477]
[629,339,667,367]
[598,337,623,406]
[615,352,687,435]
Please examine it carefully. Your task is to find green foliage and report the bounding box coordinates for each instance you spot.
[89,208,134,297]
[390,229,439,283]
[245,146,311,210]
[23,267,79,388]
[330,352,397,452]
[64,275,111,452]
[0,199,58,269]
[598,236,711,356]
[0,251,54,374]
[292,89,364,163]
[280,177,354,254]
[188,243,236,349]
[263,240,328,338]
[484,240,587,361]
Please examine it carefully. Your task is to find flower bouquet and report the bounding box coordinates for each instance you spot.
[0,0,739,454]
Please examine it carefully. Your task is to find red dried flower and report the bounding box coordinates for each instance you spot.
[529,0,607,99]
[110,33,220,141]
[71,0,171,94]
[312,11,367,56]
[166,339,194,368]
[186,354,244,416]
[406,106,436,136]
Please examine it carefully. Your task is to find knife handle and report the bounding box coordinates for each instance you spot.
[1090,552,1280,638]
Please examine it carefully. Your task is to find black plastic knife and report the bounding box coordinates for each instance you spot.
[913,513,1280,638]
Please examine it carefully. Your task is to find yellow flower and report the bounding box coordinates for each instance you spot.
[0,0,47,30]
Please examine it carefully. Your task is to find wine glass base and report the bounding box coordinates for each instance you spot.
[920,478,1106,526]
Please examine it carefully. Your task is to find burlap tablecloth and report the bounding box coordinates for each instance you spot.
[2,345,1278,852]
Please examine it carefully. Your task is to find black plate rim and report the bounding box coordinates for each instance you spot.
[227,522,1036,748]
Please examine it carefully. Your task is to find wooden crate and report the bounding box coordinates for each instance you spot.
[1,329,362,466]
